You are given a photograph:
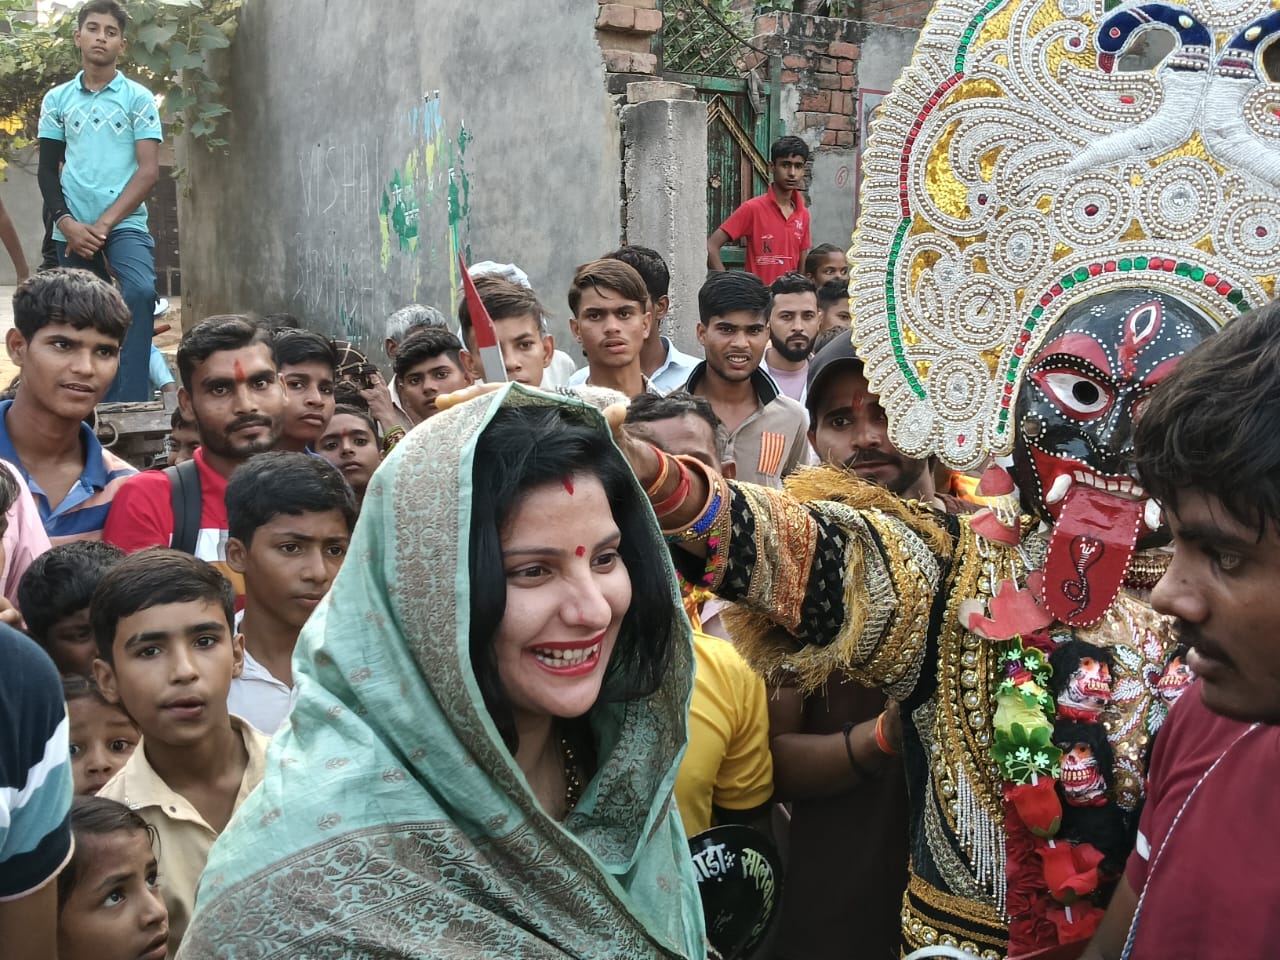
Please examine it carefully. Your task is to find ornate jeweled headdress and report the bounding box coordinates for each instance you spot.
[850,0,1280,469]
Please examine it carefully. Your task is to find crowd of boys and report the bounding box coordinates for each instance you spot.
[3,4,1276,958]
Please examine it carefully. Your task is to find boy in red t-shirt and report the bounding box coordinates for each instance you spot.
[707,135,811,285]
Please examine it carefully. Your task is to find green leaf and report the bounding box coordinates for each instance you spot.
[196,24,231,49]
[196,102,228,119]
[137,22,178,52]
[166,41,206,70]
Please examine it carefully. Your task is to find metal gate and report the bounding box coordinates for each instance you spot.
[655,0,775,269]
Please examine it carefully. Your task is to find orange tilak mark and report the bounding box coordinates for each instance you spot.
[233,359,247,383]
[562,477,574,495]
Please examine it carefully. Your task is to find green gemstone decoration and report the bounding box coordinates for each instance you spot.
[1135,257,1148,269]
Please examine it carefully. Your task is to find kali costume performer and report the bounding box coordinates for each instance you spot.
[177,386,706,959]
[628,0,1280,955]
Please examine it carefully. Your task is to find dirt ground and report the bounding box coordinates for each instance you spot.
[0,284,183,386]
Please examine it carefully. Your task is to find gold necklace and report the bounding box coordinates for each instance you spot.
[560,736,582,812]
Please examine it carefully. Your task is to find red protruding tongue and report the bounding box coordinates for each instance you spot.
[1040,483,1143,627]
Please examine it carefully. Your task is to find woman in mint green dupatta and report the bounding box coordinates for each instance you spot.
[177,385,706,959]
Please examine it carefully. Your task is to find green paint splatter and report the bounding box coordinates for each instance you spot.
[379,162,420,268]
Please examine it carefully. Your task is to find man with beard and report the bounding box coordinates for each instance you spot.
[104,316,285,603]
[762,272,820,404]
[683,271,809,488]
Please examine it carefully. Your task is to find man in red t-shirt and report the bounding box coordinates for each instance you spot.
[708,135,811,285]
[1082,302,1280,959]
[103,315,285,602]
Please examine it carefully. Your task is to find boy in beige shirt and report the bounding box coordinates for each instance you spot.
[94,549,267,958]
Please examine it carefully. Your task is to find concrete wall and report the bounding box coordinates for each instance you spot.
[0,151,45,284]
[621,82,708,355]
[180,0,623,359]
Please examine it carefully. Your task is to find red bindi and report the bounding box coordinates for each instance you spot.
[233,359,247,383]
[575,545,586,557]
[562,477,574,495]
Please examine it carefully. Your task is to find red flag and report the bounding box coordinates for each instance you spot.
[459,254,506,383]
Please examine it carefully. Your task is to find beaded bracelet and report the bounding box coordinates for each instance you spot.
[874,711,899,756]
[643,444,671,498]
[696,475,733,589]
[661,456,718,537]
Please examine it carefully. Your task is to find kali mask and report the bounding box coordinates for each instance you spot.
[1053,721,1114,808]
[1050,639,1116,721]
[1013,290,1216,625]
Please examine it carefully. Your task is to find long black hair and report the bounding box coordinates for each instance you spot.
[468,404,678,751]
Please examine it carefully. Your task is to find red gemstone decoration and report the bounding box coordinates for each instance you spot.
[1104,261,1117,272]
[1089,263,1103,276]
[1040,294,1053,306]
[1084,203,1099,216]
[1120,95,1135,105]
[1204,273,1219,286]
[1216,281,1232,294]
[958,434,967,445]
[1257,226,1268,238]
[1069,37,1081,48]
[1001,395,1012,407]
[1051,284,1063,295]
[978,193,988,205]
[1109,26,1121,37]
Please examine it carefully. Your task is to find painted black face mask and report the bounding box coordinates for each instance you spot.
[1011,289,1216,625]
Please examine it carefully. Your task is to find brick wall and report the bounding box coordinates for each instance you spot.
[755,13,864,147]
[596,0,662,75]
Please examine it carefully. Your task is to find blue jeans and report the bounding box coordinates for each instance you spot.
[56,227,156,402]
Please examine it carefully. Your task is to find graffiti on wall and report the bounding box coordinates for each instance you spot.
[291,90,473,350]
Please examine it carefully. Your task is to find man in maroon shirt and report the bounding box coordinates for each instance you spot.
[1083,301,1280,959]
[707,136,811,285]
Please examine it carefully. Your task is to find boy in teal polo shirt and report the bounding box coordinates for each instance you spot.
[37,0,162,403]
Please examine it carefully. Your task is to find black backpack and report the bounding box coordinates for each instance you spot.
[163,458,201,555]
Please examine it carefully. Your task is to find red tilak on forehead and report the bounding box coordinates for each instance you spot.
[233,359,247,383]
[575,545,586,557]
[562,477,575,495]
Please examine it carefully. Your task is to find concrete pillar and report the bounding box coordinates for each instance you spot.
[621,81,708,355]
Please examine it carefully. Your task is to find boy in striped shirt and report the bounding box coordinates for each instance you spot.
[0,270,136,545]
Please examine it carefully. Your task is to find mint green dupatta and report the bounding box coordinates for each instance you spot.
[178,386,705,959]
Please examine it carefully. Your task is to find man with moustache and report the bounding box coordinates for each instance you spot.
[1082,303,1280,960]
[769,334,975,960]
[762,273,821,405]
[104,316,285,603]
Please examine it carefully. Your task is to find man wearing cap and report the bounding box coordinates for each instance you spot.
[767,334,970,960]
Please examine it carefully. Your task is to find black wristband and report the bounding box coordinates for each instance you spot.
[842,721,876,780]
